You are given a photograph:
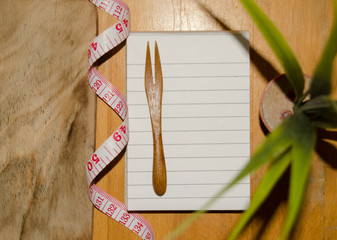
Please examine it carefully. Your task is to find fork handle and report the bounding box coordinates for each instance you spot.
[152,131,167,196]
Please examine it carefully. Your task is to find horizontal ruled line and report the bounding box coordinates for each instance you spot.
[127,156,249,160]
[128,102,249,106]
[128,196,250,200]
[129,129,249,133]
[127,88,250,92]
[128,142,249,146]
[129,115,249,119]
[128,169,248,173]
[127,62,249,65]
[127,75,249,79]
[128,182,250,186]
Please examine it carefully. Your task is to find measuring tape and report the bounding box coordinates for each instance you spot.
[86,1,155,239]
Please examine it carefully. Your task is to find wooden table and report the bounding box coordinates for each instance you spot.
[92,0,337,239]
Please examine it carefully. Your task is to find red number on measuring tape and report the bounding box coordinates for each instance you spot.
[91,42,97,51]
[99,0,110,11]
[116,23,123,33]
[113,132,121,142]
[87,162,93,171]
[92,154,99,164]
[93,79,102,92]
[132,222,144,234]
[105,204,117,217]
[123,19,128,27]
[103,91,115,102]
[95,196,104,208]
[119,213,130,225]
[119,125,126,134]
[114,100,123,113]
[145,232,152,240]
[113,5,123,18]
[87,154,99,171]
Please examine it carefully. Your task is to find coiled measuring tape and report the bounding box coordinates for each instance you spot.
[86,1,155,239]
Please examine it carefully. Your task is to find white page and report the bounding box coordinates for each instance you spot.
[126,32,250,211]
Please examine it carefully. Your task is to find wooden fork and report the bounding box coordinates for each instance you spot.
[144,41,167,196]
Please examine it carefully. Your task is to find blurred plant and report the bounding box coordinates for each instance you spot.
[166,0,337,239]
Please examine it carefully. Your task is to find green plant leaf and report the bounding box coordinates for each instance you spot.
[238,0,304,102]
[310,0,337,98]
[227,151,292,240]
[281,113,316,239]
[300,95,337,128]
[165,114,303,240]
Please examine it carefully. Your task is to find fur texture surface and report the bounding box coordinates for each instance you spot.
[0,1,97,239]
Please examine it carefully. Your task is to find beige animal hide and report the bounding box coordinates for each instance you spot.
[0,0,97,239]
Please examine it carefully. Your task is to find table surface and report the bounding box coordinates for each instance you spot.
[92,0,337,239]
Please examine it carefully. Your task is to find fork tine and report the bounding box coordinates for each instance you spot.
[154,41,163,87]
[145,41,153,87]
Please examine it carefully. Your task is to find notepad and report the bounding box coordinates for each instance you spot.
[126,32,250,211]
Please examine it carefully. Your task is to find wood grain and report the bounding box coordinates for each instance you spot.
[92,0,337,239]
[0,1,96,239]
[145,41,167,197]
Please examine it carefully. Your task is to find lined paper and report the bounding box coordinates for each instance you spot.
[126,32,250,211]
